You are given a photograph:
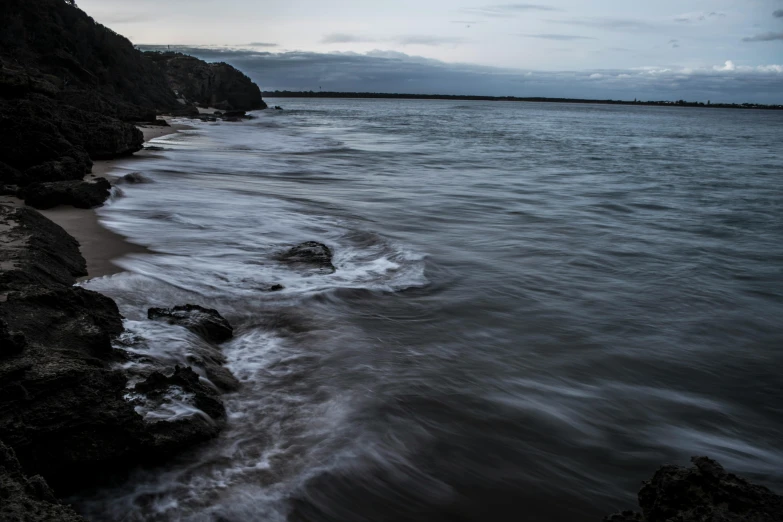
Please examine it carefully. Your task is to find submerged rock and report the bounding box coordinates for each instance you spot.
[148,304,234,343]
[279,241,336,272]
[0,441,85,522]
[20,177,112,209]
[605,457,783,522]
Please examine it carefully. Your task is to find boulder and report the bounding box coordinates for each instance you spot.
[0,206,87,291]
[148,304,234,343]
[0,441,86,522]
[21,177,112,209]
[605,457,783,522]
[279,241,336,272]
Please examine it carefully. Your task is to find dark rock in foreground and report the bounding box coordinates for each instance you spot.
[20,177,112,209]
[0,441,85,522]
[148,304,234,343]
[605,457,783,522]
[0,206,87,290]
[0,204,233,495]
[279,241,336,272]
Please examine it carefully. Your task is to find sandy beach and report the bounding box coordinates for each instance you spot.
[1,122,191,279]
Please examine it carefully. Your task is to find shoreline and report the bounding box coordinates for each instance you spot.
[42,122,190,279]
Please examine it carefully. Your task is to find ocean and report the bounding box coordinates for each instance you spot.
[73,99,783,521]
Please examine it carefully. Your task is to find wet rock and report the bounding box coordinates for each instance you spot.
[270,284,285,292]
[222,109,247,118]
[279,241,336,272]
[148,304,234,343]
[118,172,153,184]
[169,104,200,118]
[605,456,783,522]
[0,441,86,522]
[135,365,226,421]
[20,177,112,209]
[0,206,87,291]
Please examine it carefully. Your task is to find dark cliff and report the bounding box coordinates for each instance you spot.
[0,0,265,192]
[146,51,267,111]
[0,0,179,117]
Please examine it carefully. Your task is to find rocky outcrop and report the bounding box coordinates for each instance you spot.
[279,241,336,272]
[0,441,85,522]
[605,457,783,522]
[0,204,232,495]
[146,52,267,111]
[0,94,142,188]
[20,177,111,209]
[0,206,87,291]
[148,304,234,344]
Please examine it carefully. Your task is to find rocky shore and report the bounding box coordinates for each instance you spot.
[0,0,268,518]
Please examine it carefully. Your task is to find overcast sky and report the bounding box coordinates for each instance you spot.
[79,0,783,102]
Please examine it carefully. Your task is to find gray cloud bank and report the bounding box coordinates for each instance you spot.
[743,32,783,42]
[141,46,783,104]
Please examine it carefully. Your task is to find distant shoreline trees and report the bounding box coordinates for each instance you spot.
[261,91,783,110]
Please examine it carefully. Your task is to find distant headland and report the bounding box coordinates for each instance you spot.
[263,91,783,111]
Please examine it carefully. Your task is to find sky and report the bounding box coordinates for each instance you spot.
[79,0,783,102]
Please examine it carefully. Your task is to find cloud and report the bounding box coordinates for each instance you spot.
[139,46,783,104]
[247,42,278,48]
[321,33,466,46]
[742,32,783,42]
[518,33,596,41]
[774,10,783,18]
[714,60,736,71]
[669,39,680,48]
[548,18,654,31]
[674,12,726,23]
[464,3,560,17]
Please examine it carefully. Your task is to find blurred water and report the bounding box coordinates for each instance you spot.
[74,99,783,521]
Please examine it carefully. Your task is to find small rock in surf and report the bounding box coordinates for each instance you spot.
[278,241,336,272]
[147,304,233,343]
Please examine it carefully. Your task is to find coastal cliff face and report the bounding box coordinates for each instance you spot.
[146,52,267,111]
[0,0,266,198]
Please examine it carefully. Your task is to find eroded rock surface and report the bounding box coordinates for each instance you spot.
[605,457,783,522]
[0,204,233,495]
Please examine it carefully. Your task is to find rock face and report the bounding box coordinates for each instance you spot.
[279,241,336,272]
[0,0,179,114]
[148,304,234,343]
[0,206,87,290]
[605,457,783,522]
[146,52,267,111]
[0,441,86,522]
[20,178,112,209]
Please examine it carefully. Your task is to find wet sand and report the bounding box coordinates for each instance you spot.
[2,122,191,279]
